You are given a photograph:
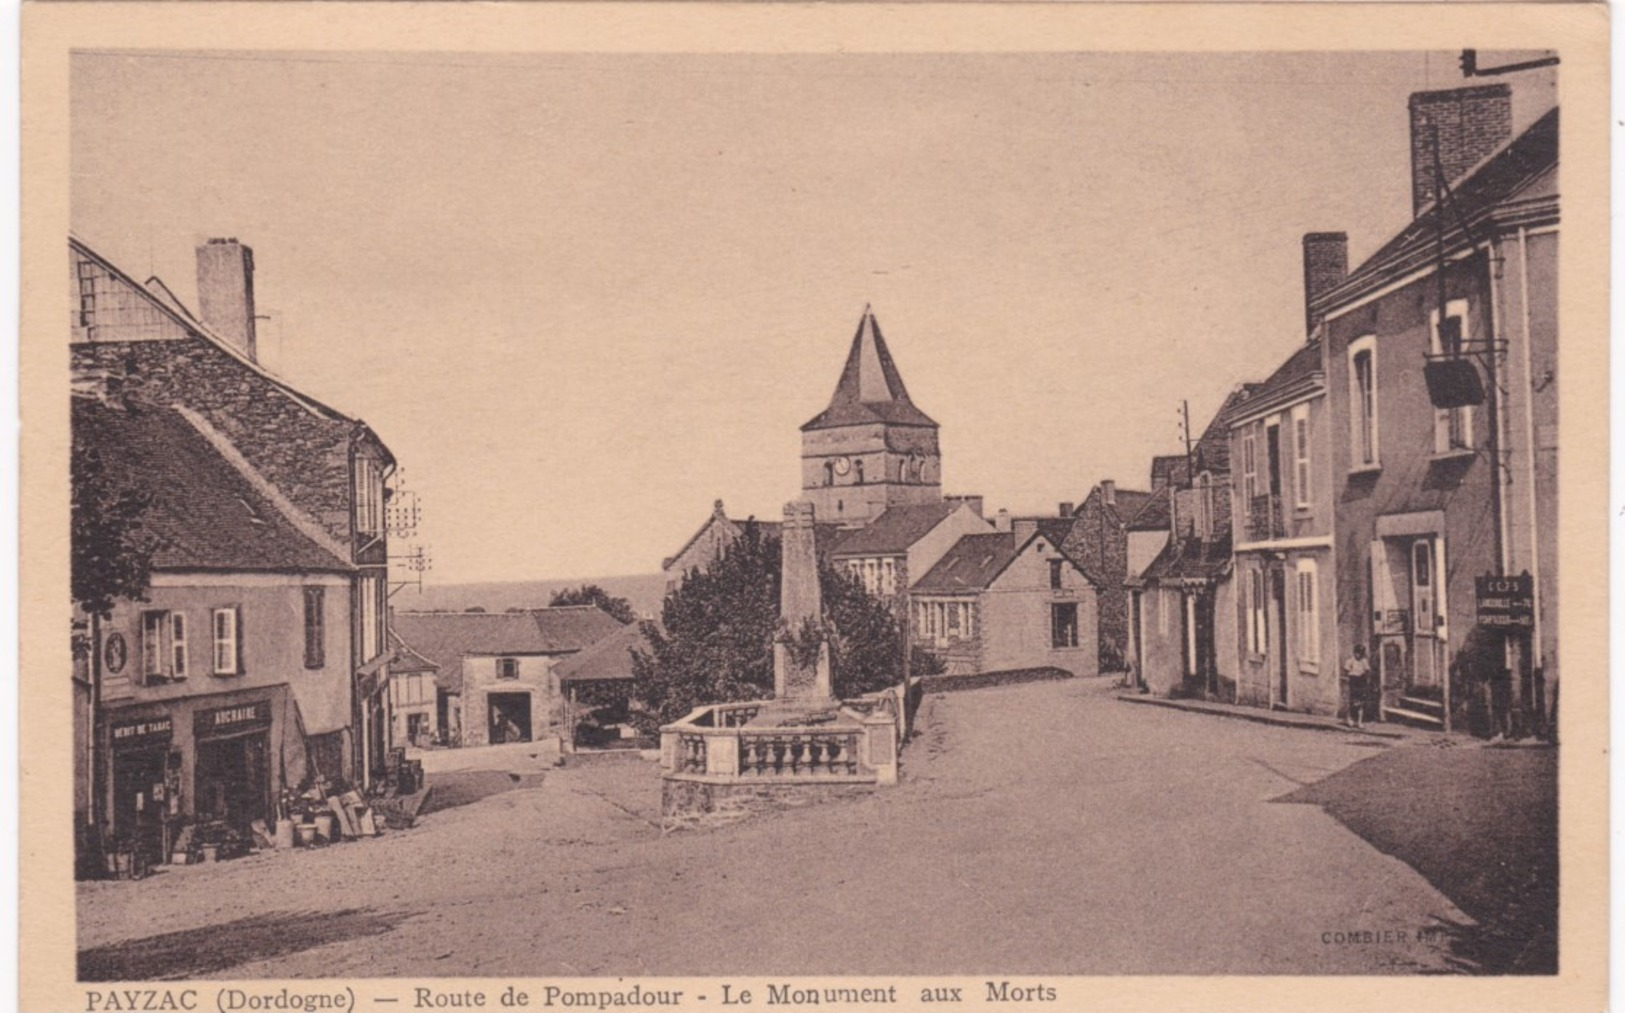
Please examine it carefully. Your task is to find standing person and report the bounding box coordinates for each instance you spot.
[1343,643,1371,729]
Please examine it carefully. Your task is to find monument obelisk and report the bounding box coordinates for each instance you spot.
[771,499,832,705]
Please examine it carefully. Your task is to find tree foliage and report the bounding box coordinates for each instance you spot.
[71,418,158,619]
[629,524,903,732]
[549,583,637,625]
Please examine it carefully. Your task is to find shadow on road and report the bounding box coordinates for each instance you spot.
[1274,744,1557,975]
[78,908,415,981]
[420,770,548,815]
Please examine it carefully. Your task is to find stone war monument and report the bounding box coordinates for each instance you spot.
[765,500,834,715]
[659,499,906,823]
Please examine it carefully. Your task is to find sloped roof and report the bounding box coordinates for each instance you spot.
[554,619,662,683]
[1150,456,1190,490]
[909,532,1019,593]
[801,310,938,431]
[1125,486,1173,533]
[1225,341,1324,424]
[912,530,1096,594]
[72,396,353,574]
[1108,488,1154,525]
[1139,531,1234,584]
[662,503,846,573]
[391,607,625,693]
[1316,106,1558,314]
[829,501,960,557]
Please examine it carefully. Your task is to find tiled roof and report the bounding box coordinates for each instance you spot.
[554,619,662,683]
[829,501,960,557]
[1319,107,1558,314]
[909,533,1019,593]
[72,396,353,573]
[1108,488,1154,525]
[1139,532,1233,584]
[1150,456,1189,489]
[1125,487,1172,533]
[802,310,938,431]
[390,607,626,693]
[1226,341,1323,423]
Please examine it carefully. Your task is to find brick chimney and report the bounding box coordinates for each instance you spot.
[196,238,258,361]
[1301,232,1348,336]
[1058,501,1074,518]
[1408,85,1513,217]
[1100,480,1116,508]
[994,508,1011,533]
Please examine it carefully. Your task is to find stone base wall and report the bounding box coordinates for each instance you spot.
[661,777,875,826]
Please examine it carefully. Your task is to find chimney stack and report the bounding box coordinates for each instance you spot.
[994,508,1011,533]
[1408,85,1513,217]
[196,238,258,361]
[1301,232,1348,337]
[1100,480,1116,507]
[1058,502,1075,518]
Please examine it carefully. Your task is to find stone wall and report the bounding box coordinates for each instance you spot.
[661,777,875,826]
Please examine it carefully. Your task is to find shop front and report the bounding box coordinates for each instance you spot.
[101,684,305,864]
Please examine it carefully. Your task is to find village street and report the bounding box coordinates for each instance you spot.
[77,677,1552,981]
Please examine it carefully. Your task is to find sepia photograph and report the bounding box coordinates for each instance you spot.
[19,5,1610,1011]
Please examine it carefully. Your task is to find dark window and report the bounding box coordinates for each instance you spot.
[823,461,834,486]
[1051,603,1079,649]
[303,587,326,669]
[497,657,520,680]
[855,459,865,485]
[1049,559,1064,590]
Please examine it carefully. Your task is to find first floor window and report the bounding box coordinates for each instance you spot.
[497,657,520,680]
[212,606,242,675]
[303,587,326,669]
[360,576,381,662]
[1052,603,1079,649]
[1246,569,1268,656]
[1295,561,1320,666]
[140,610,188,683]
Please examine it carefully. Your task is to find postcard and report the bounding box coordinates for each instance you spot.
[20,3,1610,1011]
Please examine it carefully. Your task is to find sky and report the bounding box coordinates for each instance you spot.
[69,50,1558,585]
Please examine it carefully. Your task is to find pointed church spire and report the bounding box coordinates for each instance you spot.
[801,307,937,432]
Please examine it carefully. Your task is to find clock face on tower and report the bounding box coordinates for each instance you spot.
[833,456,851,476]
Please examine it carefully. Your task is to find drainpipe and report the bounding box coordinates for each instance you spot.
[1516,227,1545,723]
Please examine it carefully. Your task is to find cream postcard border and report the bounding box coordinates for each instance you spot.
[20,5,1610,1011]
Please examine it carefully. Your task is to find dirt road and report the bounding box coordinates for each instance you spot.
[80,678,1500,978]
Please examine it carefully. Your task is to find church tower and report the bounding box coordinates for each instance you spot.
[801,308,942,527]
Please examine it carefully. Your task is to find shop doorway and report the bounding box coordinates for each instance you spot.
[111,743,168,865]
[488,693,532,744]
[194,732,271,829]
[1271,568,1289,707]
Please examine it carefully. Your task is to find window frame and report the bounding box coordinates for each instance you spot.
[211,606,243,676]
[1348,335,1380,471]
[496,657,520,680]
[1429,299,1476,455]
[1291,403,1312,510]
[1294,559,1320,672]
[1051,602,1079,649]
[303,586,326,669]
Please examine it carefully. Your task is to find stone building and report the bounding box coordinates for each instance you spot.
[71,235,399,790]
[1059,480,1154,671]
[1316,89,1558,734]
[390,607,626,749]
[799,308,944,529]
[910,523,1100,678]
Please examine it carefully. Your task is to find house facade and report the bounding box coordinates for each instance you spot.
[1228,336,1340,714]
[1316,88,1557,734]
[910,524,1100,678]
[71,235,399,788]
[74,396,359,869]
[1129,389,1247,699]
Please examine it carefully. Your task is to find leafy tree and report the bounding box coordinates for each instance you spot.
[71,415,158,619]
[628,523,904,732]
[549,583,637,625]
